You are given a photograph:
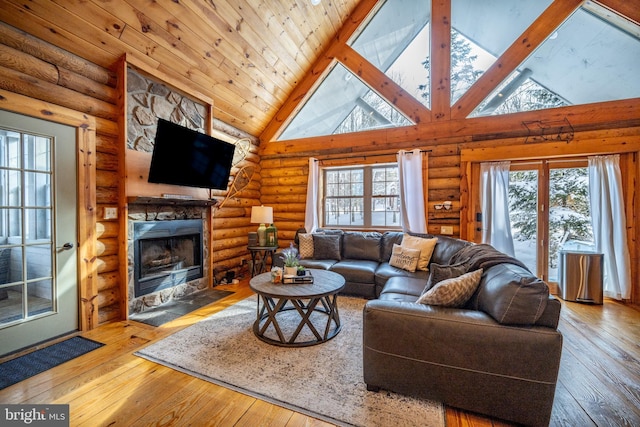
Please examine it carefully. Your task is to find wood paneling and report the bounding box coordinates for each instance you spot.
[0,0,361,137]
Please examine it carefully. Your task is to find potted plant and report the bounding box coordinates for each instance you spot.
[282,243,300,276]
[297,265,306,276]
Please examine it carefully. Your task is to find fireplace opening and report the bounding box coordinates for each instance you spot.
[133,219,203,297]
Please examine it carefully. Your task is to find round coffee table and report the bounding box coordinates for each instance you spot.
[249,269,345,347]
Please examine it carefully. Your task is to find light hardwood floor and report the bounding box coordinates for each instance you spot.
[1,279,639,426]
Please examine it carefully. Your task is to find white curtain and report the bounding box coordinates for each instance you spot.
[480,161,515,256]
[588,155,631,300]
[397,149,427,233]
[304,157,320,233]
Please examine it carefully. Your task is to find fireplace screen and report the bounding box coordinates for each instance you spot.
[133,220,203,297]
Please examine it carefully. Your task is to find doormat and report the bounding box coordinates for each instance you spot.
[0,336,104,390]
[129,288,234,327]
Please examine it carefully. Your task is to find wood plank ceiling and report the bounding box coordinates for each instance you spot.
[0,0,361,137]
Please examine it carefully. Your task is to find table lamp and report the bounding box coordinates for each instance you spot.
[251,205,273,246]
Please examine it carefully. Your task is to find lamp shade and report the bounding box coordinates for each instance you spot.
[251,205,273,224]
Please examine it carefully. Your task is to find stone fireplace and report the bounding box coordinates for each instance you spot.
[128,204,210,315]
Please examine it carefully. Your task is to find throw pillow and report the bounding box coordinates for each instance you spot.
[389,244,421,272]
[298,233,314,259]
[417,268,483,308]
[422,262,468,295]
[312,234,341,260]
[401,234,438,271]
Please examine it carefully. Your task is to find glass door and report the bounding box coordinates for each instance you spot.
[508,165,540,275]
[547,165,593,281]
[0,110,77,356]
[505,160,593,284]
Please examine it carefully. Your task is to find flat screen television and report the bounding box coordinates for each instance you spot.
[148,118,236,190]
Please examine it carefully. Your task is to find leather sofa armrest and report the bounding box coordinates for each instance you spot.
[363,299,563,426]
[363,299,562,383]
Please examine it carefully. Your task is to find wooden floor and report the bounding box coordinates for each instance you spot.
[1,279,639,427]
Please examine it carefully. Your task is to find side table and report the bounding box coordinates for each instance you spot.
[248,245,278,277]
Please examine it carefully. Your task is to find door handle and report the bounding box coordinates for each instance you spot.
[58,242,74,251]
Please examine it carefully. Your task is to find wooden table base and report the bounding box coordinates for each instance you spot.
[253,293,342,347]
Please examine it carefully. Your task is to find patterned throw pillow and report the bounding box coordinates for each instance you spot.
[401,234,438,271]
[422,262,468,295]
[417,269,483,307]
[298,233,314,259]
[389,244,421,272]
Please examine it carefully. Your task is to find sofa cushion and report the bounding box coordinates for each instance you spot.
[417,269,483,307]
[379,276,426,299]
[466,263,549,325]
[429,235,473,265]
[342,231,382,262]
[381,231,403,261]
[389,244,420,272]
[374,262,430,289]
[299,259,337,270]
[401,234,438,271]
[313,234,341,260]
[422,262,468,294]
[330,260,378,284]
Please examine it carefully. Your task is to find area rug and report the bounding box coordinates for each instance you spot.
[0,336,104,390]
[135,296,445,427]
[129,288,234,327]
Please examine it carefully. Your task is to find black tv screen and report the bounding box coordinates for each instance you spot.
[148,118,236,190]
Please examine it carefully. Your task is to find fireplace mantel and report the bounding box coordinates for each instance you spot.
[127,196,218,207]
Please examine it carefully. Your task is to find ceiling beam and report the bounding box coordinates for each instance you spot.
[596,0,640,25]
[261,97,640,157]
[430,0,452,121]
[335,45,430,125]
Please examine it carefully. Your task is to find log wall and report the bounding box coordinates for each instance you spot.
[0,21,120,325]
[261,127,640,303]
[0,21,264,325]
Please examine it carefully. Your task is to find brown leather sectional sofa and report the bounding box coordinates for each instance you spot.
[280,230,563,426]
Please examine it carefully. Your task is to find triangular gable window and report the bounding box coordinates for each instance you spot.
[349,0,431,108]
[449,0,553,105]
[471,2,640,117]
[277,64,411,141]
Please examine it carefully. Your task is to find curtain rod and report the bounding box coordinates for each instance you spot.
[314,149,431,162]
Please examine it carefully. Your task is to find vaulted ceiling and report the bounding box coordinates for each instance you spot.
[0,0,363,136]
[0,0,638,143]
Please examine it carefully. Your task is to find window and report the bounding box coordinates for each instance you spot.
[277,64,412,141]
[1,126,55,325]
[471,2,640,117]
[323,165,400,229]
